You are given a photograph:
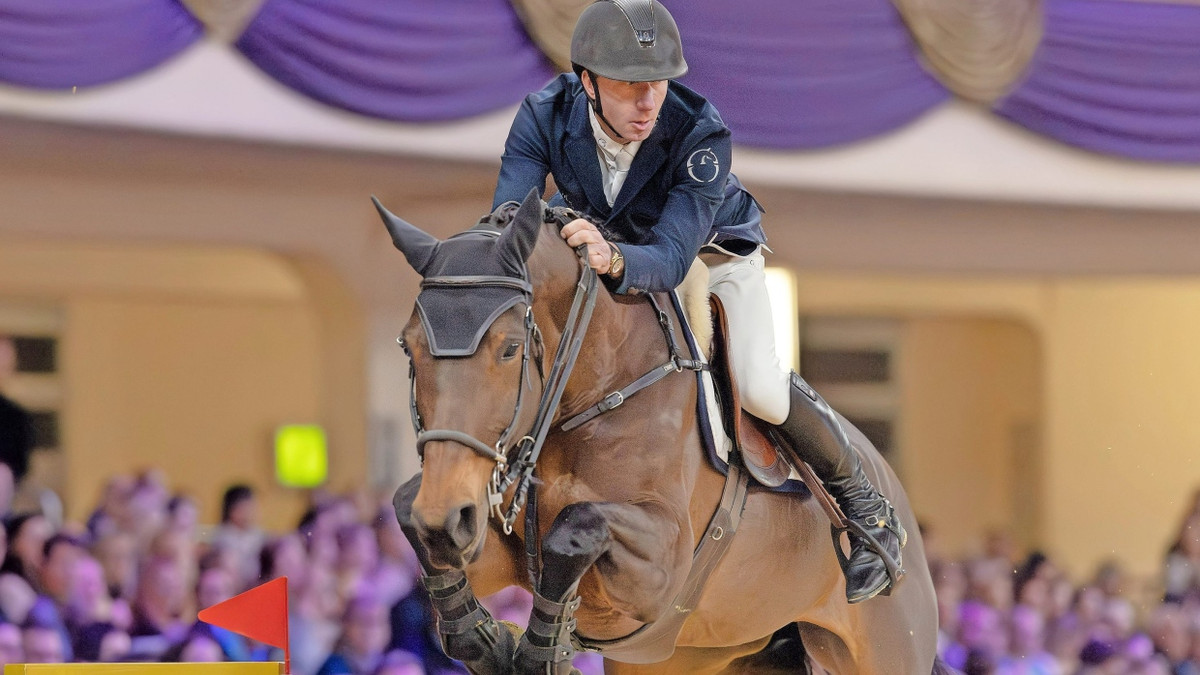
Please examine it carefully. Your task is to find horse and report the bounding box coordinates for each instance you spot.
[376,189,946,674]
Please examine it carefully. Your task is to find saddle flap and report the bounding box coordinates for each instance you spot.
[708,295,793,488]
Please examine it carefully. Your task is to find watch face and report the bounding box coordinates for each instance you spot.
[609,248,624,276]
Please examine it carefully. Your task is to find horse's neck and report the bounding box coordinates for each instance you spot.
[529,237,673,416]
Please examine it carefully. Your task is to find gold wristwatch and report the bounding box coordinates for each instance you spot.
[607,243,625,278]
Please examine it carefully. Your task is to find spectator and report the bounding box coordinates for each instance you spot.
[260,532,308,586]
[335,523,378,600]
[0,620,21,666]
[92,531,138,603]
[389,583,466,675]
[21,612,67,663]
[163,626,226,663]
[0,337,33,485]
[211,484,265,589]
[371,507,419,610]
[86,475,135,541]
[966,555,1015,615]
[944,600,1007,670]
[997,603,1060,674]
[128,555,188,658]
[166,495,199,539]
[1075,639,1124,675]
[40,533,86,608]
[1180,613,1200,675]
[65,553,130,632]
[317,594,392,675]
[291,563,342,675]
[4,513,52,588]
[1165,513,1200,603]
[179,631,225,662]
[123,475,169,554]
[372,649,427,675]
[193,565,254,662]
[1145,604,1191,668]
[73,621,131,663]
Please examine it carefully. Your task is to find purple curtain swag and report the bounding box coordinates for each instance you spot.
[1,0,1200,162]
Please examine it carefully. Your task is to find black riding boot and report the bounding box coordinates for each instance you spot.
[773,372,907,603]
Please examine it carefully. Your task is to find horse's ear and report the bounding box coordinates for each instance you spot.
[372,196,439,276]
[497,188,543,265]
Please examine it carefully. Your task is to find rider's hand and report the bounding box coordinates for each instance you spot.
[560,218,614,275]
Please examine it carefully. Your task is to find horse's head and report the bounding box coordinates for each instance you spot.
[375,189,553,569]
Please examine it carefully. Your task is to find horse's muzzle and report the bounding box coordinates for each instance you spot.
[413,500,485,569]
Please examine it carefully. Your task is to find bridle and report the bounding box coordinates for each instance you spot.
[401,231,601,536]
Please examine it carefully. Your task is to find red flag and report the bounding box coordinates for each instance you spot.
[199,577,290,658]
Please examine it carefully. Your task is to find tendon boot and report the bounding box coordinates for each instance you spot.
[513,588,583,675]
[773,372,907,603]
[423,569,518,674]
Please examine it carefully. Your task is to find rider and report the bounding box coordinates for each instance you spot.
[493,0,905,604]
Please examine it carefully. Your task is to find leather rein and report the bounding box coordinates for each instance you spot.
[401,213,704,542]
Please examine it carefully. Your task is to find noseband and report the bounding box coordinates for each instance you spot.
[402,238,601,535]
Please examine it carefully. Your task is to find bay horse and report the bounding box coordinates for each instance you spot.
[376,190,945,674]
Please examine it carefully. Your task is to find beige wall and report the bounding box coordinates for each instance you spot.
[62,297,320,531]
[1042,281,1200,580]
[0,242,366,532]
[899,318,1041,558]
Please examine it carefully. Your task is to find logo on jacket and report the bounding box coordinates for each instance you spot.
[687,148,720,183]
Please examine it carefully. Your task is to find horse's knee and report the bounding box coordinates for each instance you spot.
[535,502,613,601]
[544,502,611,562]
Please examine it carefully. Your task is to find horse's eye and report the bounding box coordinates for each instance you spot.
[501,342,521,360]
[396,336,410,354]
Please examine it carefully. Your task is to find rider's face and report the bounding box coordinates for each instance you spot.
[582,74,668,143]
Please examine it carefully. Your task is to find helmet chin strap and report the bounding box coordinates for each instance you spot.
[584,70,628,142]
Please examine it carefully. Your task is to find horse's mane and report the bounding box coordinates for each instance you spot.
[477,200,603,236]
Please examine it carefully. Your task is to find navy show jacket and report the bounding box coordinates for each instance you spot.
[493,73,766,294]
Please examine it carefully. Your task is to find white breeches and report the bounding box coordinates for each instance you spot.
[702,248,792,425]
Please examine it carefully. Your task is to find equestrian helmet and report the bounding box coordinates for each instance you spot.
[570,0,688,82]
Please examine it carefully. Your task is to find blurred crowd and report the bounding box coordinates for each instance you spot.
[928,490,1200,674]
[1,459,1200,674]
[0,465,591,675]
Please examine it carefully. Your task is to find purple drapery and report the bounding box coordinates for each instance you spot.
[673,0,949,149]
[995,0,1200,162]
[235,0,557,122]
[0,0,201,89]
[3,0,1200,164]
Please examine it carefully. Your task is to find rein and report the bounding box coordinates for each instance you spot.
[403,211,704,541]
[404,228,602,536]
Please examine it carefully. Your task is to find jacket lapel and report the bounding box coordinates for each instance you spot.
[609,129,668,220]
[565,95,611,217]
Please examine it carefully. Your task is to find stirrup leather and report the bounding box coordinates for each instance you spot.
[829,504,907,595]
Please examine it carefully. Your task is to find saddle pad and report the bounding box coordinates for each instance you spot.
[668,292,810,496]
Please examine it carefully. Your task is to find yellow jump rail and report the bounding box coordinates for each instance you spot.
[5,664,285,674]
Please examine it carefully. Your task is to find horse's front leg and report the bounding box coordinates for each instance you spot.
[393,473,519,675]
[514,500,687,675]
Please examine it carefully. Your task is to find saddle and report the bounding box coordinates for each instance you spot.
[706,295,793,488]
[705,295,848,526]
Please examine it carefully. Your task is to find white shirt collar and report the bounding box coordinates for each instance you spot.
[588,107,642,206]
[588,106,642,167]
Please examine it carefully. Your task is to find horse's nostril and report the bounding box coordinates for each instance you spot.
[446,503,477,551]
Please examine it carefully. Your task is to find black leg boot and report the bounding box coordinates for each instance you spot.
[773,372,907,603]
